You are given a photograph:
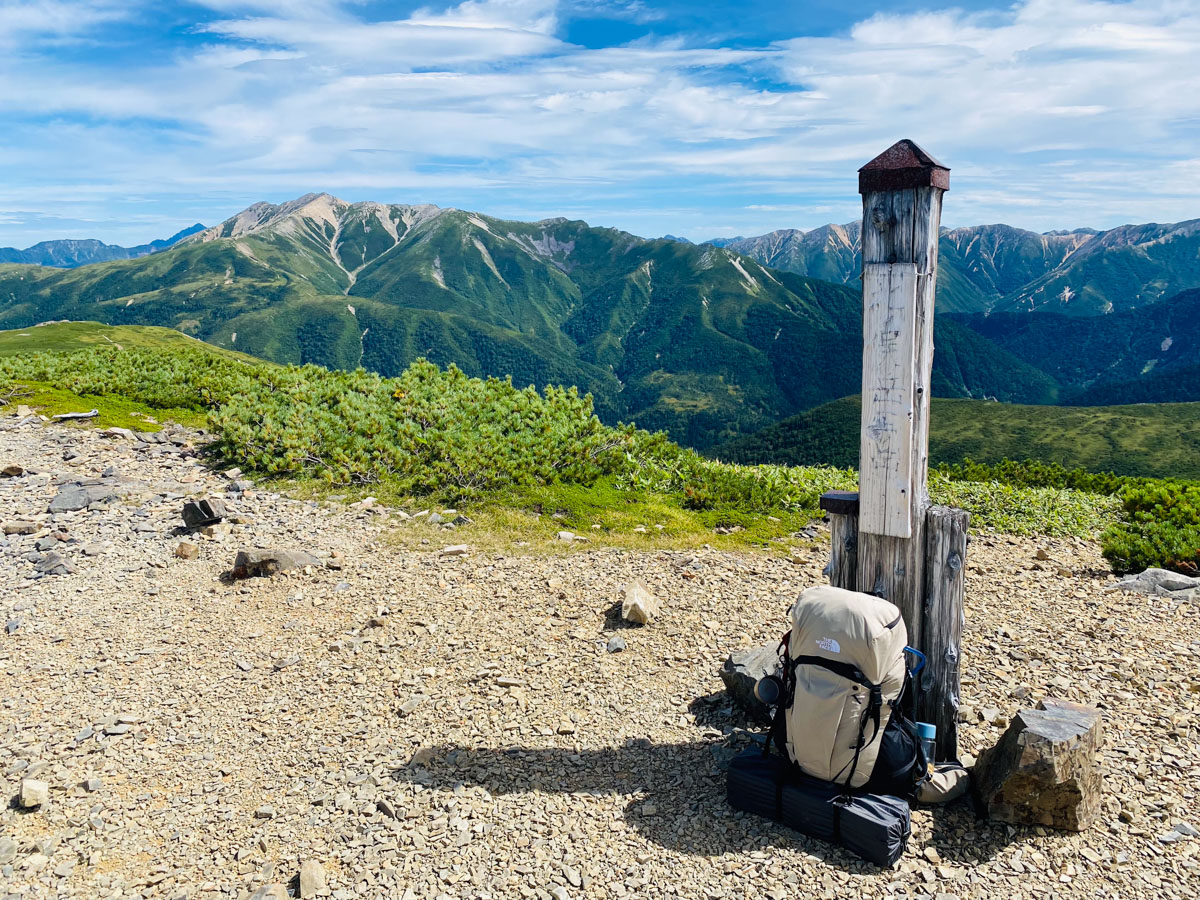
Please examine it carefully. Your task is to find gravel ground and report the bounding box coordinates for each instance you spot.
[1,416,1198,899]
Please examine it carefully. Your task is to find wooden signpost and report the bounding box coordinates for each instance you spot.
[821,140,969,760]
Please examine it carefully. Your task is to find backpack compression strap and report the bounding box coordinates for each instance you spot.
[789,655,885,790]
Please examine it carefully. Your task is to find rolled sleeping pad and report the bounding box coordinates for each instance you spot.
[726,750,911,867]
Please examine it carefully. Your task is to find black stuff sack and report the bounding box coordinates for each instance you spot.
[726,750,911,867]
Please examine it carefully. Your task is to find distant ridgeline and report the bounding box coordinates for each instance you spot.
[1,194,1198,452]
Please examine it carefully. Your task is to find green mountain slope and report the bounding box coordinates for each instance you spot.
[0,194,1050,449]
[711,223,1098,315]
[0,320,262,361]
[956,288,1200,399]
[716,396,1200,481]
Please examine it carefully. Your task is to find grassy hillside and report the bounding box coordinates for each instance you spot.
[0,320,262,361]
[0,197,1055,449]
[716,395,1200,481]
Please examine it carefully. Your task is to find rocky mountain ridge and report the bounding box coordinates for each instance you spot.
[706,217,1200,316]
[0,225,204,268]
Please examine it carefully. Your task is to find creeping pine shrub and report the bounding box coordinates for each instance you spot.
[209,359,632,496]
[1102,482,1200,576]
[937,458,1200,575]
[0,346,255,410]
[0,348,632,498]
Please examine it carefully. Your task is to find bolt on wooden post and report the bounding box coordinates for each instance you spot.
[821,140,969,759]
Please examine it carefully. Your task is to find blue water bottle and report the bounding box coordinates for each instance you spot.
[916,721,937,770]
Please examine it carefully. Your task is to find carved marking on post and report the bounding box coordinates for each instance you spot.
[859,262,918,539]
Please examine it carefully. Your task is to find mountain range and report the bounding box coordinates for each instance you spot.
[0,224,205,268]
[0,193,1197,451]
[706,218,1200,316]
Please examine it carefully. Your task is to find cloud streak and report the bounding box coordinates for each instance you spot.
[1,0,1198,245]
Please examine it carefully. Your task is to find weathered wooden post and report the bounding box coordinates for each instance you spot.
[855,139,947,639]
[821,140,969,760]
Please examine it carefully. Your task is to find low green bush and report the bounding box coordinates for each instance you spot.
[1102,482,1200,575]
[6,345,1197,574]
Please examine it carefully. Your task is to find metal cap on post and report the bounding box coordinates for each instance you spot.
[858,139,949,193]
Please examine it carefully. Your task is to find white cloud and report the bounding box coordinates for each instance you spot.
[0,0,129,45]
[2,0,1200,244]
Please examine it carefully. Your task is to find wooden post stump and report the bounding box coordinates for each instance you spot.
[922,505,970,759]
[819,491,859,591]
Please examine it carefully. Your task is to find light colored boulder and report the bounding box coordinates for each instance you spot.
[621,580,660,625]
[299,860,326,898]
[19,778,50,808]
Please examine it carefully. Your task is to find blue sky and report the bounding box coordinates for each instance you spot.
[1,0,1198,246]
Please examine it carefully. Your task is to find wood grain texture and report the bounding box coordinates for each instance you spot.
[823,512,859,591]
[859,262,918,538]
[921,505,970,760]
[856,186,943,642]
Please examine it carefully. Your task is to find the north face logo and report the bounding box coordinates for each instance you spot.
[816,637,842,654]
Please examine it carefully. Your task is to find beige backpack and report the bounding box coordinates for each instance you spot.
[778,585,909,788]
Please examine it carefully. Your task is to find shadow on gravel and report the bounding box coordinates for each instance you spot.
[391,733,1018,870]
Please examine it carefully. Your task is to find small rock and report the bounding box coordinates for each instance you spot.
[182,497,229,529]
[1175,822,1199,837]
[1035,548,1050,561]
[3,520,37,535]
[720,643,781,721]
[19,778,50,808]
[399,695,428,716]
[439,544,470,557]
[621,580,660,625]
[254,805,276,819]
[0,836,16,864]
[1,463,24,477]
[6,619,19,635]
[35,551,76,576]
[249,885,289,900]
[973,697,1103,831]
[1056,567,1073,577]
[550,888,570,900]
[556,721,576,735]
[606,635,626,653]
[84,778,103,792]
[299,860,326,898]
[175,541,200,560]
[556,530,576,542]
[409,747,436,768]
[231,548,321,578]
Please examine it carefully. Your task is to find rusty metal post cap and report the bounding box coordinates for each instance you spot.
[859,140,949,193]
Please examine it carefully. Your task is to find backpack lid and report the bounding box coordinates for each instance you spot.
[915,721,937,740]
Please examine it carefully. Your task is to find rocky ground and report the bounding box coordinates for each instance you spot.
[1,414,1198,900]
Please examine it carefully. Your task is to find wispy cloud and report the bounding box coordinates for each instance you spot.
[1,0,1199,245]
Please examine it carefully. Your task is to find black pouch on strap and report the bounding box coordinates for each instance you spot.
[727,750,911,867]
